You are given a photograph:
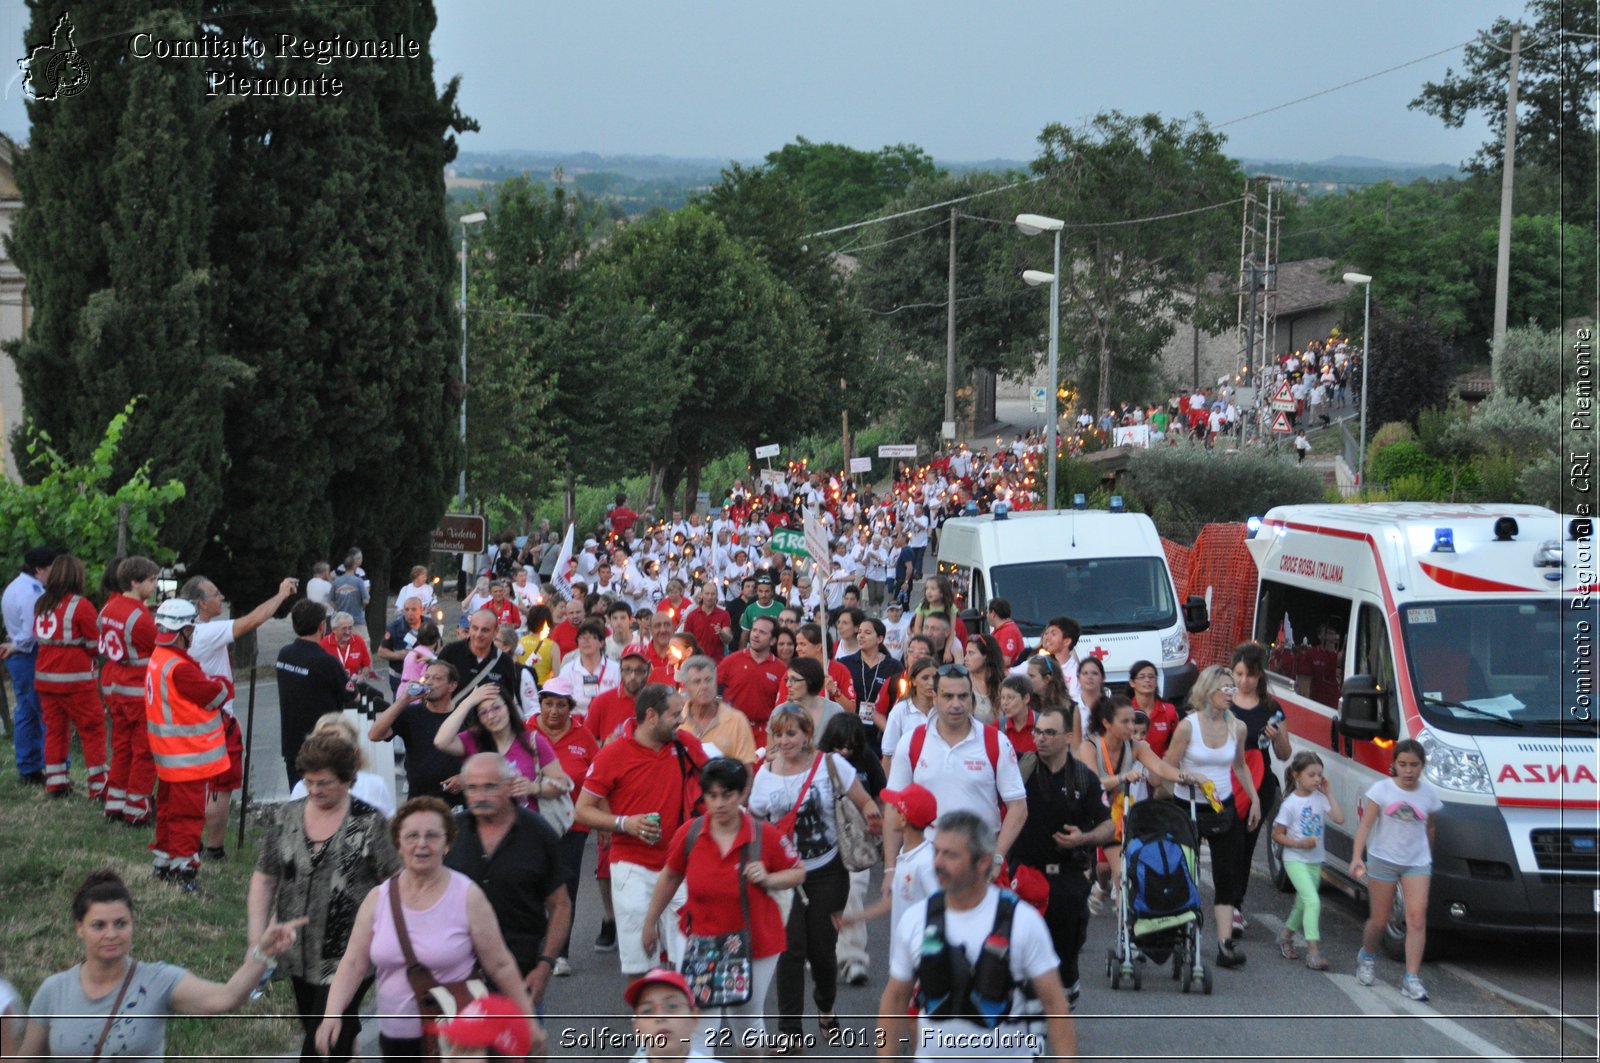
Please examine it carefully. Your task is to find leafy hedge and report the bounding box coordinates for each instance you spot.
[1119,443,1325,540]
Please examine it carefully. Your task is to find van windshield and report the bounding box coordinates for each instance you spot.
[989,558,1177,637]
[1401,599,1583,733]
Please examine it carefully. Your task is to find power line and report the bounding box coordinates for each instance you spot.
[804,174,1046,239]
[843,219,951,254]
[1216,39,1476,129]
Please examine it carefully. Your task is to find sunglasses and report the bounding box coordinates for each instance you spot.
[936,664,970,678]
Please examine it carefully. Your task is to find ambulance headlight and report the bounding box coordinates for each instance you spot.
[1417,730,1491,794]
[1161,628,1189,664]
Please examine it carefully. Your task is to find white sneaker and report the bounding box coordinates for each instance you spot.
[553,957,571,977]
[1400,974,1429,1001]
[842,961,868,986]
[1356,950,1376,987]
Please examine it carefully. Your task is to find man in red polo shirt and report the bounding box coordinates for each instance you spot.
[678,581,732,663]
[485,580,523,628]
[988,598,1027,667]
[609,492,640,538]
[576,684,706,977]
[716,613,785,751]
[548,596,584,662]
[641,612,679,687]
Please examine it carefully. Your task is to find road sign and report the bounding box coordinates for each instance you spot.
[1271,411,1293,434]
[431,513,487,554]
[769,528,808,558]
[848,456,872,474]
[940,420,957,440]
[759,468,785,486]
[695,490,711,511]
[754,443,781,460]
[1270,383,1298,413]
[879,444,917,458]
[1029,386,1047,413]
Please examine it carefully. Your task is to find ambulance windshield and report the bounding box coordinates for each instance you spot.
[990,557,1177,637]
[1401,599,1582,733]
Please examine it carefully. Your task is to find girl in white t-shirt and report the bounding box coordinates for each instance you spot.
[1349,739,1442,1000]
[1272,751,1345,970]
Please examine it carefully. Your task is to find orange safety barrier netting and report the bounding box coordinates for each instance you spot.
[1161,536,1191,599]
[1179,523,1258,670]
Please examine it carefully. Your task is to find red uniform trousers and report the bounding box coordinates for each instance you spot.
[152,776,210,872]
[42,688,107,797]
[104,694,156,823]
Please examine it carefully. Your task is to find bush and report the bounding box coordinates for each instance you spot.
[1493,325,1562,404]
[1369,439,1440,486]
[1517,454,1564,509]
[1122,444,1325,531]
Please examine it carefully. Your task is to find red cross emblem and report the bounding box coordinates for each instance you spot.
[1088,645,1109,661]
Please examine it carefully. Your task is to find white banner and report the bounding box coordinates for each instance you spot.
[755,443,781,459]
[848,456,872,474]
[878,444,918,458]
[1113,425,1152,448]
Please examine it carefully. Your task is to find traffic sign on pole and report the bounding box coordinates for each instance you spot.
[1029,386,1047,413]
[1270,411,1293,433]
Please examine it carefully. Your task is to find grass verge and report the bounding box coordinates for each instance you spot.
[0,737,299,1061]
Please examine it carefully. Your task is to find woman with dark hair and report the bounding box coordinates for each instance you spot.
[643,757,805,1048]
[516,603,559,684]
[781,656,845,737]
[434,684,570,807]
[1027,654,1076,743]
[962,632,1006,724]
[1225,640,1292,939]
[531,677,597,977]
[1124,658,1180,757]
[249,732,400,1062]
[1074,655,1112,747]
[909,574,968,645]
[33,553,107,798]
[773,626,797,666]
[20,870,305,1059]
[880,657,939,770]
[400,618,441,684]
[556,617,618,719]
[996,674,1040,754]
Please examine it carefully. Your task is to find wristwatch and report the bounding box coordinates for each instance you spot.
[536,955,556,969]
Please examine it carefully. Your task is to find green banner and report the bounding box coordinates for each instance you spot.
[769,528,809,558]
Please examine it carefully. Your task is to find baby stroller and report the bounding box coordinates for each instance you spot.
[1106,795,1211,994]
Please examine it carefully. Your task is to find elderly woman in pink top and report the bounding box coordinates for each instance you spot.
[315,796,535,1060]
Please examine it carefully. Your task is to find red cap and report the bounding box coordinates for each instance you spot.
[624,967,694,1009]
[621,642,651,662]
[432,995,531,1057]
[880,784,937,830]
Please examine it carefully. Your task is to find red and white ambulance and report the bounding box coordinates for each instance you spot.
[1246,503,1597,952]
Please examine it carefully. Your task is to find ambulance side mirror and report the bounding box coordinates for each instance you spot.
[958,608,986,635]
[1338,675,1393,741]
[1183,595,1210,634]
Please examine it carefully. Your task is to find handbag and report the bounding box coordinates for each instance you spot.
[387,876,489,1062]
[535,771,576,835]
[1193,793,1238,837]
[825,755,880,872]
[678,814,759,1008]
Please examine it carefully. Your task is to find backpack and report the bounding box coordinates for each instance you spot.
[914,889,1022,1030]
[1123,834,1200,918]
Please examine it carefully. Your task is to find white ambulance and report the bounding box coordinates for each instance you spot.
[938,507,1209,701]
[1247,503,1598,953]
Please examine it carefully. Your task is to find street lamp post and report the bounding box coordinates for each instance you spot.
[1017,213,1064,508]
[458,211,487,505]
[1342,272,1372,486]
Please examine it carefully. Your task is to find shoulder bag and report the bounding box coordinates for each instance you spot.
[89,960,137,1061]
[678,814,759,1008]
[386,876,489,1063]
[825,754,880,871]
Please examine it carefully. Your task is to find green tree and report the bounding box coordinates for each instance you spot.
[0,402,186,588]
[1411,0,1599,220]
[762,137,941,230]
[1030,112,1244,412]
[1366,310,1456,430]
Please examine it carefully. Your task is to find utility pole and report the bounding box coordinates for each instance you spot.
[944,207,957,441]
[1492,23,1522,358]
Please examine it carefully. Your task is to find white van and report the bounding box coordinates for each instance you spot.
[1247,502,1599,952]
[937,508,1208,701]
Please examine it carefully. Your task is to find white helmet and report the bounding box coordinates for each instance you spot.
[154,598,198,634]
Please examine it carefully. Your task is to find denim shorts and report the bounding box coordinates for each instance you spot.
[1366,855,1431,882]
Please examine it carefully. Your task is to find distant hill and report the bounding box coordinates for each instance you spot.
[1238,155,1465,191]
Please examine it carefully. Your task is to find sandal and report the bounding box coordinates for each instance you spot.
[1304,951,1329,971]
[818,1013,841,1034]
[1088,883,1107,916]
[1277,930,1299,960]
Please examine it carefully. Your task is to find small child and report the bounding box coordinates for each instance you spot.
[626,968,723,1063]
[434,995,534,1062]
[1272,751,1345,970]
[1130,711,1150,746]
[1350,739,1442,1000]
[1294,429,1312,463]
[836,783,940,936]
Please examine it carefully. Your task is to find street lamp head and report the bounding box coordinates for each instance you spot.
[1015,213,1064,236]
[1342,272,1372,285]
[460,211,488,226]
[1022,270,1056,287]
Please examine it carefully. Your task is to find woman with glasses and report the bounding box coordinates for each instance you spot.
[996,675,1040,754]
[749,705,882,1049]
[316,796,533,1060]
[1078,695,1192,916]
[782,657,845,738]
[1124,659,1180,757]
[1224,641,1292,940]
[249,731,400,1062]
[1162,665,1263,970]
[962,633,1006,725]
[434,684,570,809]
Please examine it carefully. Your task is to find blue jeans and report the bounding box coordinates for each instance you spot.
[6,651,44,775]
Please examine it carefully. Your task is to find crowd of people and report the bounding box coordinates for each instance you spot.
[0,426,1448,1060]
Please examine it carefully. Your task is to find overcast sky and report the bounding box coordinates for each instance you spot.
[0,0,1518,166]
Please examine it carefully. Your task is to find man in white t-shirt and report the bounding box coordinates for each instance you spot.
[883,668,1026,873]
[877,810,1074,1061]
[179,573,299,861]
[305,562,333,608]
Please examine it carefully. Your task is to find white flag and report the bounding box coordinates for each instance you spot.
[550,523,577,599]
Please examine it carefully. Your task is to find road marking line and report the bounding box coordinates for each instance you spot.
[1324,972,1526,1062]
[1438,961,1600,1043]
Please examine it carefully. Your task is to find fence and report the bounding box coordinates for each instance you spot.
[1161,522,1260,672]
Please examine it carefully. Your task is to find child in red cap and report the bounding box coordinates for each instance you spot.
[837,783,940,936]
[626,968,725,1062]
[434,995,536,1061]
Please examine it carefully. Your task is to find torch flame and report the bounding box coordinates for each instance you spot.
[538,623,550,640]
[897,675,909,699]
